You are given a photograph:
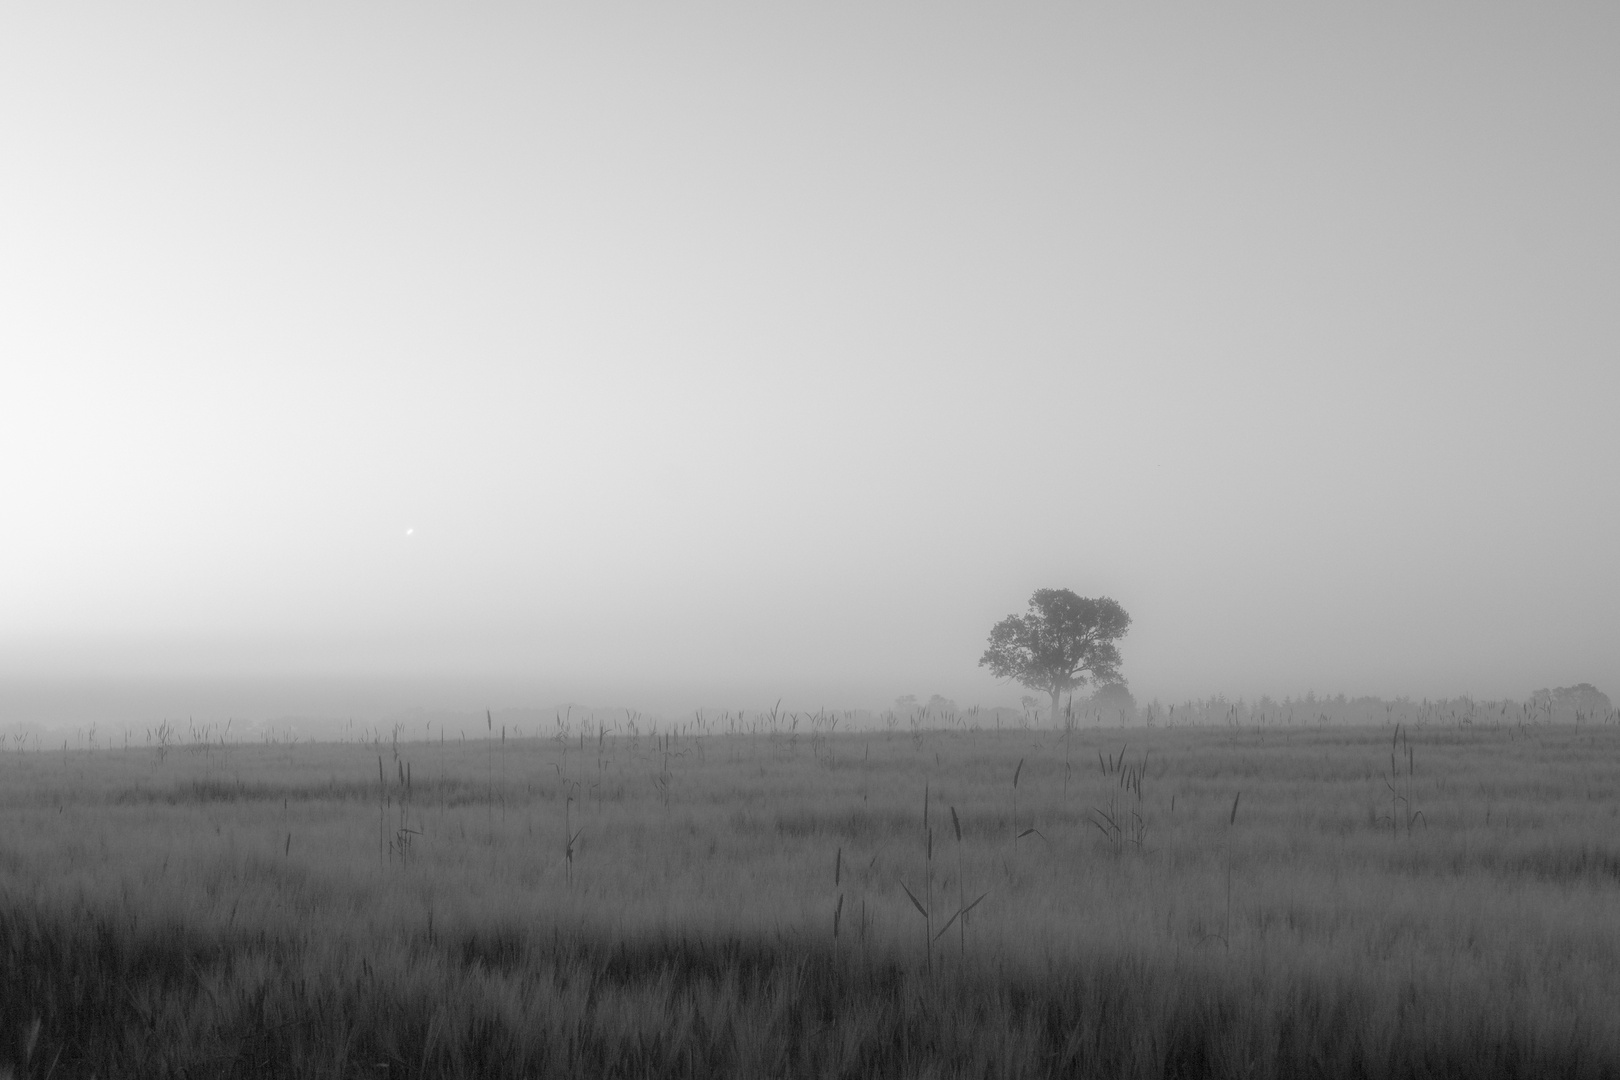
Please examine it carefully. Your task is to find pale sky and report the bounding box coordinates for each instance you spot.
[3,4,1617,724]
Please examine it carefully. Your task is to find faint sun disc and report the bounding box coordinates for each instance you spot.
[404,527,414,537]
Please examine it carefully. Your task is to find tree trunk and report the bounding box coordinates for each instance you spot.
[1050,687,1063,729]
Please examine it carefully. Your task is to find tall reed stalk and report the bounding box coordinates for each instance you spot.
[937,806,986,961]
[378,755,386,869]
[563,791,582,889]
[1011,758,1024,851]
[1224,791,1241,949]
[900,781,934,975]
[832,846,844,961]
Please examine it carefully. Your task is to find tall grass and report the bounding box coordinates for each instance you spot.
[899,781,935,975]
[3,722,1619,1077]
[941,805,986,961]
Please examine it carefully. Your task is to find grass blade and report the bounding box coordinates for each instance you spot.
[900,880,928,920]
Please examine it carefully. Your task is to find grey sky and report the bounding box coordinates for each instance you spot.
[3,4,1617,721]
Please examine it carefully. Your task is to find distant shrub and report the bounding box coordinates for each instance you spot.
[1088,681,1137,719]
[1530,683,1613,717]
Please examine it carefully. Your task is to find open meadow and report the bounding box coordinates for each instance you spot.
[2,714,1618,1078]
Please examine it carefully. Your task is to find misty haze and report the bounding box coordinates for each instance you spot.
[3,5,1618,1078]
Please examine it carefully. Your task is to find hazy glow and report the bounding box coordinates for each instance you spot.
[3,5,1617,722]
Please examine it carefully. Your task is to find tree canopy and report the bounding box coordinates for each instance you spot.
[979,588,1131,726]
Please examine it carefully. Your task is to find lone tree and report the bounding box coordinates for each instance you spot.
[979,588,1131,726]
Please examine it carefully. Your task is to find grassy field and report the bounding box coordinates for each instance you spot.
[1,715,1618,1078]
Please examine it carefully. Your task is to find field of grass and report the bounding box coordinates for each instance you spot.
[2,715,1618,1078]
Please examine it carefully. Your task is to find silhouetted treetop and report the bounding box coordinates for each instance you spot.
[979,588,1130,726]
